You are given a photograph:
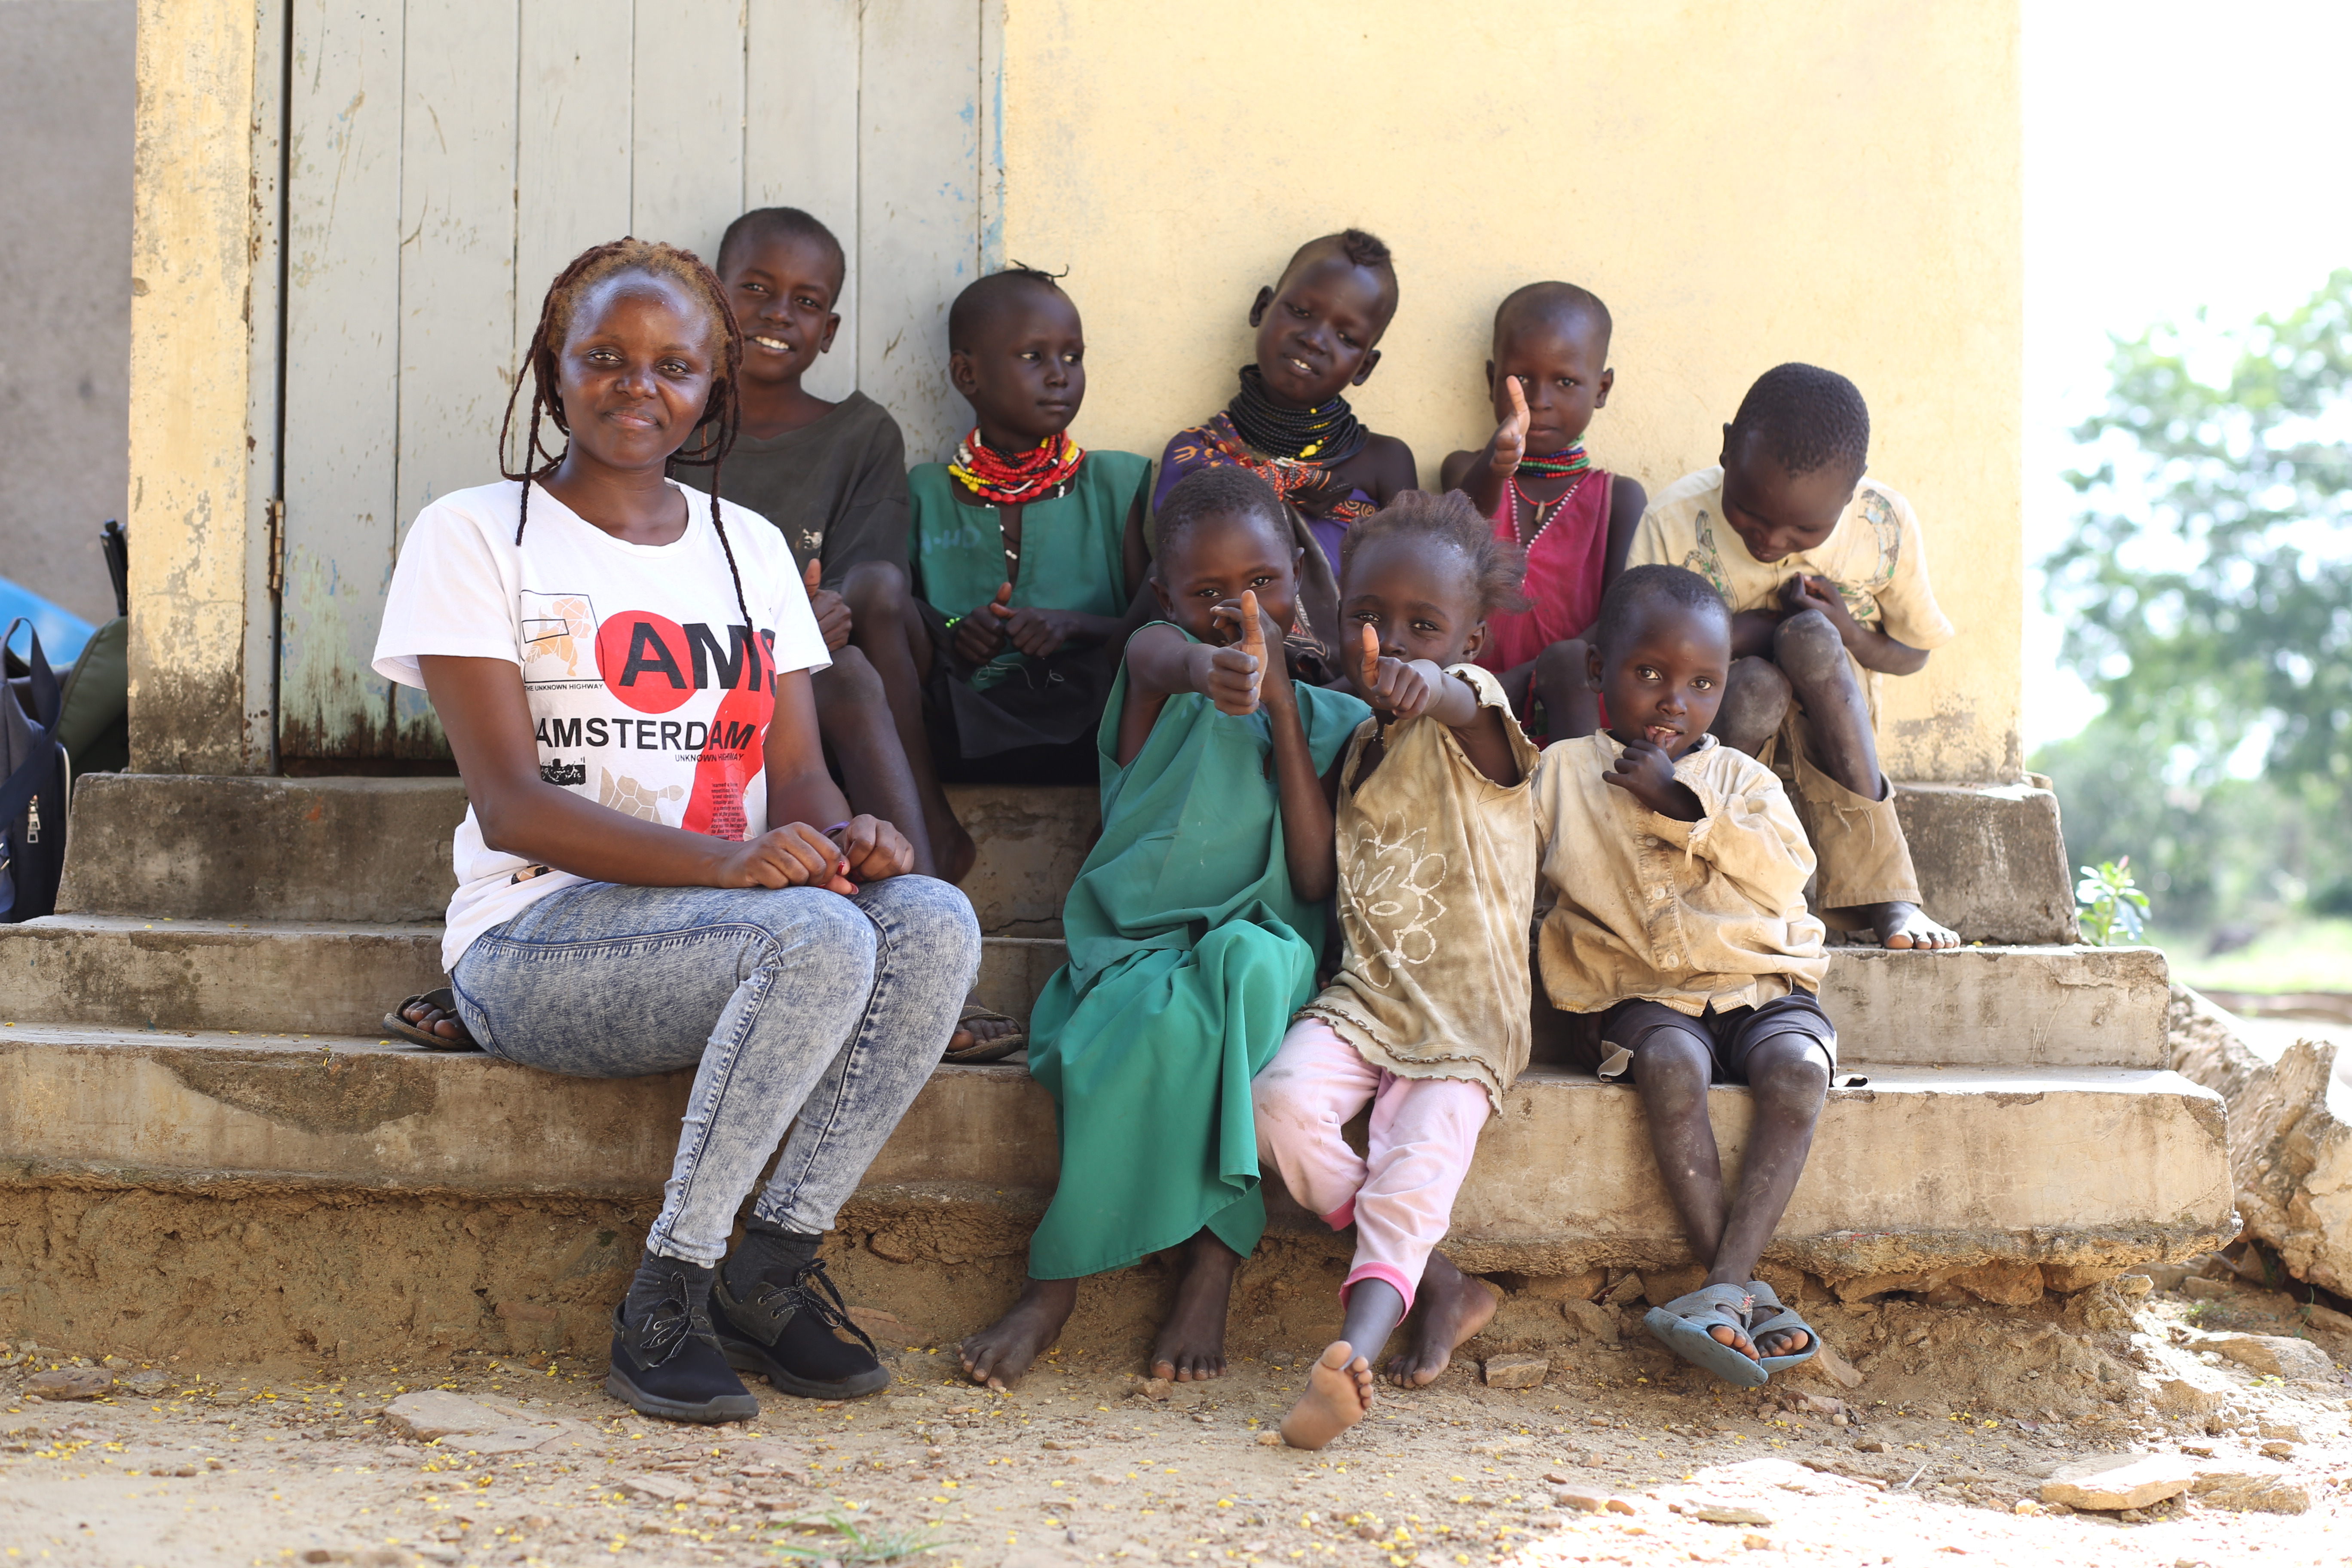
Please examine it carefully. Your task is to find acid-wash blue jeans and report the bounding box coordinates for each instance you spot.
[449,875,979,1266]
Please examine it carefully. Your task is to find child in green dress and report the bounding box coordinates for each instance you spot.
[958,467,1372,1390]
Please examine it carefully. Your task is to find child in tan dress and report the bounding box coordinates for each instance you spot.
[1251,491,1541,1449]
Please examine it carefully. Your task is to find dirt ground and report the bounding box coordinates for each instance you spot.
[1,1271,2346,1568]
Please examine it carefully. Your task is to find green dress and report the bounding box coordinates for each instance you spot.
[907,451,1150,691]
[1024,640,1372,1278]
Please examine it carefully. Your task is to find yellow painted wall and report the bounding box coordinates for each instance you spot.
[998,0,2023,782]
[125,0,264,773]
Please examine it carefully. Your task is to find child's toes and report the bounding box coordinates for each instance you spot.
[1707,1323,1758,1359]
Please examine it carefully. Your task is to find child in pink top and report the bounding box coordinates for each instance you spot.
[1441,283,1646,740]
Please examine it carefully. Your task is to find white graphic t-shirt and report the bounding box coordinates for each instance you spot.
[372,479,830,969]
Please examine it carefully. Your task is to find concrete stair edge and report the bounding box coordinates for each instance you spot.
[56,775,1097,937]
[0,1023,2231,1283]
[0,917,2170,1068]
[58,770,2075,943]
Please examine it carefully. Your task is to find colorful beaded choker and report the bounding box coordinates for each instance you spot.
[1225,366,1369,466]
[948,429,1085,506]
[1518,443,1590,479]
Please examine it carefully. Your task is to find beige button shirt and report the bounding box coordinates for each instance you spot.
[1629,466,1955,723]
[1302,664,1543,1109]
[1532,732,1827,1017]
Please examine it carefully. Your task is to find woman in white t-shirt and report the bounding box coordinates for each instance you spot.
[372,239,979,1425]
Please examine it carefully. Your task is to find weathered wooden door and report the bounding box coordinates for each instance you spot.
[274,0,997,760]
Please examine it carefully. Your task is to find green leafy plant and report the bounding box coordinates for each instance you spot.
[2076,857,2150,946]
[767,1510,953,1564]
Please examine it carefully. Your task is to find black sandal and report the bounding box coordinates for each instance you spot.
[382,988,481,1052]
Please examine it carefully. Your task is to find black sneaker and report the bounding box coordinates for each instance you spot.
[711,1256,891,1400]
[603,1259,762,1424]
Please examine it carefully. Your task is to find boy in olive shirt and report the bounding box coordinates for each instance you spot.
[678,207,908,588]
[680,208,1011,1056]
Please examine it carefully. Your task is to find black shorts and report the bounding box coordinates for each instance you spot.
[1561,992,1839,1085]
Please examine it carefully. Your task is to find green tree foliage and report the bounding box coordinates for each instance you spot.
[2038,270,2352,926]
[2047,269,2352,782]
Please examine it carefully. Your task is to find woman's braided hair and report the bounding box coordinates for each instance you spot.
[497,237,752,628]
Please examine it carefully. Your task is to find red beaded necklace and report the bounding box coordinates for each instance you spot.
[949,429,1086,507]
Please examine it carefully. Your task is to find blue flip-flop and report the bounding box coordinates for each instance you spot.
[1743,1280,1822,1377]
[1642,1283,1768,1388]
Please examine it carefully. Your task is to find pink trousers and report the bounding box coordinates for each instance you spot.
[1251,1017,1491,1312]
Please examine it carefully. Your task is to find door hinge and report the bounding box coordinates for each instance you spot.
[266,496,286,597]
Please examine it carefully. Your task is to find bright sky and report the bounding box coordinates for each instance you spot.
[2022,0,2352,749]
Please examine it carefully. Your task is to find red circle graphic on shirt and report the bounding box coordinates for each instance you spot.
[594,612,698,714]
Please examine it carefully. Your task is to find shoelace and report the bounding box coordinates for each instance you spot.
[631,1269,717,1366]
[751,1259,878,1356]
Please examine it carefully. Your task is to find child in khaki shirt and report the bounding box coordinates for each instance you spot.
[1532,564,1836,1389]
[1629,363,1958,951]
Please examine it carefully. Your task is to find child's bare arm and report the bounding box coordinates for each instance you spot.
[1601,474,1647,586]
[1121,487,1150,598]
[1262,637,1339,903]
[1780,576,1929,676]
[1452,377,1529,518]
[1602,737,1704,822]
[1350,627,1519,787]
[996,604,1129,659]
[1360,434,1421,508]
[1116,609,1268,766]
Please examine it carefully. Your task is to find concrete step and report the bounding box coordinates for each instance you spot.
[0,1020,2230,1359]
[0,914,2169,1068]
[59,771,2071,943]
[56,774,1098,937]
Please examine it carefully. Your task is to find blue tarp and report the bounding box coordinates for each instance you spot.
[0,576,96,667]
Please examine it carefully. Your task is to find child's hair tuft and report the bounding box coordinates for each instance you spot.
[716,206,846,291]
[1332,227,1392,274]
[1282,229,1397,300]
[497,237,753,629]
[1728,363,1870,482]
[947,263,1070,352]
[1152,467,1289,572]
[1590,564,1732,658]
[1339,490,1528,619]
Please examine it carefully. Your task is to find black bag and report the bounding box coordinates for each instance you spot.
[1,618,70,923]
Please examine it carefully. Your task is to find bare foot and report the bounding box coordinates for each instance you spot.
[1843,900,1959,950]
[959,1277,1075,1390]
[400,998,474,1046]
[1382,1254,1496,1387]
[1743,1291,1811,1358]
[1280,1341,1373,1450]
[1149,1231,1241,1382]
[946,1002,1022,1056]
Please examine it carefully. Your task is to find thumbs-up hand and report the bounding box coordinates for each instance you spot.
[1355,621,1432,722]
[803,557,852,651]
[1203,588,1270,715]
[1490,375,1530,479]
[953,582,1014,665]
